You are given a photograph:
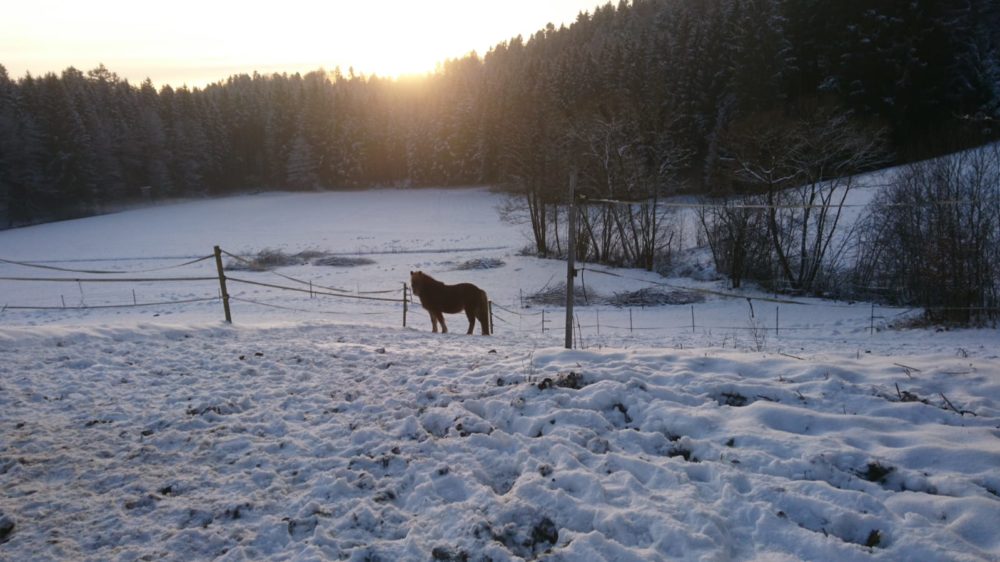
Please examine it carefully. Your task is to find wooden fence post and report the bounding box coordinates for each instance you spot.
[575,314,583,349]
[565,166,578,349]
[403,283,409,327]
[214,245,232,323]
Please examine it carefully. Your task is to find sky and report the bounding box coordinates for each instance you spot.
[2,0,602,88]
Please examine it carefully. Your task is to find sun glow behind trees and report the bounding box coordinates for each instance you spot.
[2,0,599,87]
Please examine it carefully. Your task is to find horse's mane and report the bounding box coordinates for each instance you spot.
[410,271,439,295]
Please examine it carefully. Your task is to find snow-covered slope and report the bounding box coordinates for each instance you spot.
[1,187,998,561]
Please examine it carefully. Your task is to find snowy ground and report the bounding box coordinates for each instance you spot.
[1,187,999,561]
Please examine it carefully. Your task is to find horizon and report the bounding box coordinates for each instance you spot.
[2,0,600,89]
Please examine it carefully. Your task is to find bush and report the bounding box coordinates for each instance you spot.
[851,146,1000,324]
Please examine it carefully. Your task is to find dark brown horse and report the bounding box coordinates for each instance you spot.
[410,271,491,335]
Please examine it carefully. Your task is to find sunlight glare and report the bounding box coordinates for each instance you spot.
[2,0,598,86]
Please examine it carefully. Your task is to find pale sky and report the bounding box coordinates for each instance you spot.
[1,0,603,88]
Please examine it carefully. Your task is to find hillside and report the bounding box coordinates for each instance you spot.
[1,186,998,560]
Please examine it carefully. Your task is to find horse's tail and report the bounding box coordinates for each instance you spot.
[478,289,492,335]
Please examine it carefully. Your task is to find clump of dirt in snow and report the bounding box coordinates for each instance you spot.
[608,287,704,307]
[455,258,505,270]
[226,249,375,270]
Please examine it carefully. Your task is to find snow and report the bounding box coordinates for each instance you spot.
[1,187,998,561]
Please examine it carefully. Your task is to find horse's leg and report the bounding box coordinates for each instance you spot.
[465,308,476,335]
[437,311,448,333]
[477,307,490,335]
[478,292,491,335]
[428,310,438,333]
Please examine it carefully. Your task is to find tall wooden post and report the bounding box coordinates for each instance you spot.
[403,283,409,327]
[565,167,578,349]
[213,245,232,323]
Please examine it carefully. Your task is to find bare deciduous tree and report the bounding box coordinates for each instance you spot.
[697,194,771,289]
[720,109,887,293]
[575,116,688,271]
[853,145,1000,324]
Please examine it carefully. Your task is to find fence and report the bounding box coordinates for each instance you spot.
[0,252,222,312]
[491,297,896,335]
[485,264,959,348]
[3,247,987,347]
[0,246,412,325]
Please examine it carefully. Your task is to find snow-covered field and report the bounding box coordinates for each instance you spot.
[1,187,998,561]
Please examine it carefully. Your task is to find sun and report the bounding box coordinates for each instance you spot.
[272,3,484,79]
[331,40,444,79]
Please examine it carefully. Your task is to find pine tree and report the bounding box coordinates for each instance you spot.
[285,127,320,189]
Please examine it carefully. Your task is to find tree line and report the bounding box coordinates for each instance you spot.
[2,0,998,321]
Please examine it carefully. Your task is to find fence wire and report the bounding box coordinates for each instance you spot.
[226,276,404,303]
[579,266,813,306]
[0,275,217,283]
[229,296,396,316]
[0,255,214,274]
[2,296,219,311]
[221,249,400,295]
[491,302,544,317]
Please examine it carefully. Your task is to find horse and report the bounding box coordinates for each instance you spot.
[409,271,491,335]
